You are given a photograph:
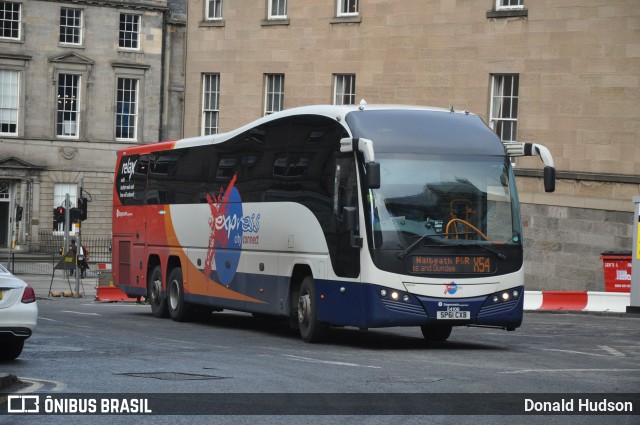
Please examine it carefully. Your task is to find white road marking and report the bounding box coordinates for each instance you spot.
[61,310,101,316]
[13,377,67,392]
[598,345,625,357]
[282,354,381,369]
[38,316,93,328]
[541,348,618,358]
[500,368,640,374]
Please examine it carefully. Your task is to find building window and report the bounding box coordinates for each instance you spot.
[337,0,359,16]
[0,69,19,135]
[202,73,220,135]
[119,13,140,50]
[206,0,223,20]
[333,74,356,105]
[264,74,284,115]
[0,1,20,40]
[268,0,287,19]
[496,0,524,10]
[53,183,77,208]
[116,78,139,140]
[490,74,519,143]
[56,74,80,138]
[60,7,83,45]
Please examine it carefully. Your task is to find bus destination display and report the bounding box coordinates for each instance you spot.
[411,255,495,274]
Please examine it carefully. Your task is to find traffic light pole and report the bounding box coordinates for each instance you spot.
[74,180,83,298]
[64,193,71,256]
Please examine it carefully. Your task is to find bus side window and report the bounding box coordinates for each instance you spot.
[133,155,149,205]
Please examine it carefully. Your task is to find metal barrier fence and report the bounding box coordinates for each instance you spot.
[0,231,112,276]
[1,253,58,276]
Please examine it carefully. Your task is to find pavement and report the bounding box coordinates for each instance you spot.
[23,271,98,300]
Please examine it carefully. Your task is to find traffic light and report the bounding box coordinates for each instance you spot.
[70,197,88,222]
[78,196,87,221]
[53,206,65,230]
[53,206,65,223]
[70,207,82,222]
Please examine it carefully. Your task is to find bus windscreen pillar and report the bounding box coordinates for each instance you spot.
[628,195,640,314]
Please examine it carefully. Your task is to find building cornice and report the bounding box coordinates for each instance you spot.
[38,0,168,13]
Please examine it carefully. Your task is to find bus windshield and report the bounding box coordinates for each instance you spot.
[366,154,521,251]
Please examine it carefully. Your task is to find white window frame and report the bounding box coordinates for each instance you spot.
[115,77,139,141]
[264,74,284,116]
[496,0,524,11]
[0,1,21,40]
[0,69,19,136]
[202,73,220,136]
[489,74,519,143]
[53,183,78,208]
[337,0,359,17]
[56,73,81,139]
[333,74,356,106]
[268,0,287,19]
[119,13,141,50]
[59,7,83,45]
[206,0,223,20]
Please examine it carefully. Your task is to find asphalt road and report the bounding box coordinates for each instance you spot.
[1,297,639,424]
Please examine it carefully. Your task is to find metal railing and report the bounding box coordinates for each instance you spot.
[1,231,112,276]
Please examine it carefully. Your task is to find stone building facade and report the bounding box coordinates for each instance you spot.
[0,0,186,251]
[182,0,639,291]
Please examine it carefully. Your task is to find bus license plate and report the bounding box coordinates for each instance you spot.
[437,310,469,320]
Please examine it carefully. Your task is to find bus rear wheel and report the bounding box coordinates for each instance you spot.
[297,276,327,342]
[168,267,191,322]
[148,265,168,318]
[420,324,452,342]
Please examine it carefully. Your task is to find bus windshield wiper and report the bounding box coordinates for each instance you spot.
[453,243,507,260]
[397,234,444,259]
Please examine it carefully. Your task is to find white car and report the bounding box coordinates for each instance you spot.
[0,264,38,360]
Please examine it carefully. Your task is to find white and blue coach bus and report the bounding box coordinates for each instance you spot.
[113,103,555,343]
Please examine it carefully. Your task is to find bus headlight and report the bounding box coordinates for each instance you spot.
[487,288,522,305]
[377,287,413,303]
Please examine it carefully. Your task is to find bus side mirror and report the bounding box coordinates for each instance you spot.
[544,166,556,193]
[365,162,380,189]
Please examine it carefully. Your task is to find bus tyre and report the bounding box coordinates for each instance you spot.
[297,276,327,343]
[148,266,168,318]
[168,267,191,322]
[420,324,452,342]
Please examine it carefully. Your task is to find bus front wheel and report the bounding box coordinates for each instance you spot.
[297,276,327,343]
[148,265,168,318]
[167,267,191,322]
[420,324,452,342]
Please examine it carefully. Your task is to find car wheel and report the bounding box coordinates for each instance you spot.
[0,339,25,361]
